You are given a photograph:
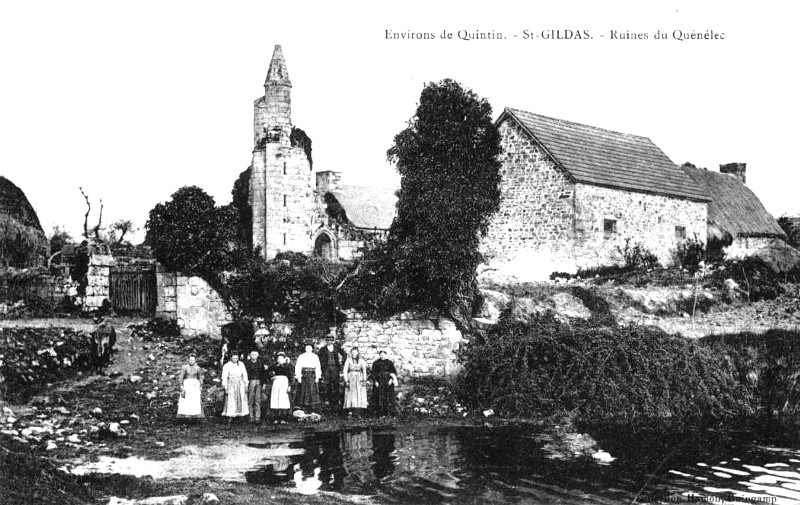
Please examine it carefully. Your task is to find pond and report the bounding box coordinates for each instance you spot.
[66,421,800,504]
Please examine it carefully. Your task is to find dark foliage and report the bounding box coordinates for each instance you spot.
[375,79,501,327]
[145,186,241,280]
[231,167,252,250]
[675,236,706,273]
[457,311,755,423]
[226,252,349,342]
[290,126,313,168]
[708,256,795,302]
[702,330,800,416]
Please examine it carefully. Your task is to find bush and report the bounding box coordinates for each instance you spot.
[709,256,786,302]
[702,330,800,416]
[620,239,660,271]
[456,311,755,423]
[675,236,706,272]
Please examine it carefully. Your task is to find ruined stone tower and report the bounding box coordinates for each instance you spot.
[250,45,315,259]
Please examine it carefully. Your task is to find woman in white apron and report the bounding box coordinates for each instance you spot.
[177,353,205,419]
[269,352,293,423]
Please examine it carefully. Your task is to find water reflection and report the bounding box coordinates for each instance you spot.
[67,420,800,504]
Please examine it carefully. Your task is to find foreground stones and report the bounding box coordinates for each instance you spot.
[108,493,219,505]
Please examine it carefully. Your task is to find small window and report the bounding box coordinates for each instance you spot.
[283,233,286,245]
[675,226,687,240]
[603,219,617,237]
[283,195,287,207]
[283,162,287,175]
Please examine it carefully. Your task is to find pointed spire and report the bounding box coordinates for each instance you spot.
[265,44,291,88]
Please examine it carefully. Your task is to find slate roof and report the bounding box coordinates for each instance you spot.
[330,185,397,230]
[501,108,710,202]
[681,165,786,240]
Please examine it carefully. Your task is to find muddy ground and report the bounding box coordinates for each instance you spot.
[0,317,475,505]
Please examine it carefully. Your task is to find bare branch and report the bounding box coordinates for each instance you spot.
[80,187,91,239]
[93,198,104,240]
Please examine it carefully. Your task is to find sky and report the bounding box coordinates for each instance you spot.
[1,0,798,243]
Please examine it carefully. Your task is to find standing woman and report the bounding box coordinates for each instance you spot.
[177,353,205,419]
[343,347,368,416]
[294,343,322,412]
[371,350,398,417]
[221,352,249,419]
[269,352,293,423]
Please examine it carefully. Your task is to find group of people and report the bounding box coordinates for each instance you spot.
[175,331,399,422]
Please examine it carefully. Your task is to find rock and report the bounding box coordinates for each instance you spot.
[67,434,80,443]
[129,414,140,422]
[6,416,17,424]
[56,406,71,415]
[155,441,165,447]
[46,440,57,451]
[1,429,19,436]
[91,407,103,415]
[483,409,495,417]
[109,422,120,433]
[90,425,100,434]
[551,292,592,320]
[130,375,143,383]
[2,407,12,415]
[120,420,130,425]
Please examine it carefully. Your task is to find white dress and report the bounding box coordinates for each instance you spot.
[221,361,249,417]
[177,364,205,418]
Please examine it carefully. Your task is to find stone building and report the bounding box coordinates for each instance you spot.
[249,45,395,261]
[481,108,711,279]
[681,163,786,258]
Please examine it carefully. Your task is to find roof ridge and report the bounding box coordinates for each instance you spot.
[505,107,654,142]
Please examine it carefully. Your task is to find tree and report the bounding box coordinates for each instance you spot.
[145,186,237,278]
[383,78,501,329]
[49,226,73,257]
[108,219,136,245]
[231,167,252,250]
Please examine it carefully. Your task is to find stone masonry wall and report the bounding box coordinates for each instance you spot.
[83,253,115,310]
[341,312,463,381]
[155,266,232,338]
[481,118,576,277]
[573,184,707,268]
[725,236,784,259]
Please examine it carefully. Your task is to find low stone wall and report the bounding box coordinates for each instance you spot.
[155,266,232,338]
[724,237,783,259]
[340,311,463,381]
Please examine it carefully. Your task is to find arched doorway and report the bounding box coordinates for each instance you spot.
[314,233,335,260]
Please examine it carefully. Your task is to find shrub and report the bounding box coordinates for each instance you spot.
[675,236,706,272]
[709,256,785,302]
[456,311,754,423]
[620,239,660,271]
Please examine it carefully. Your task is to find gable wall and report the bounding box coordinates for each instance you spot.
[482,119,577,275]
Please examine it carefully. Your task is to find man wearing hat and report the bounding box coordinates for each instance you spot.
[317,330,347,408]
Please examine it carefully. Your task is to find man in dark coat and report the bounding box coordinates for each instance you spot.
[317,332,347,407]
[91,315,116,372]
[243,349,268,422]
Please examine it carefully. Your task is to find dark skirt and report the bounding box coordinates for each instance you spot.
[294,367,321,411]
[372,372,396,416]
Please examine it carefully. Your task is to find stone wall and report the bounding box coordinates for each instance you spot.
[482,119,577,279]
[573,184,707,268]
[155,267,232,338]
[83,253,115,310]
[340,312,463,381]
[725,236,784,259]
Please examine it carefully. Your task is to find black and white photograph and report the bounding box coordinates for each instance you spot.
[1,1,799,503]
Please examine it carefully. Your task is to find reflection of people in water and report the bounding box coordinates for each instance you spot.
[370,432,397,480]
[315,431,347,491]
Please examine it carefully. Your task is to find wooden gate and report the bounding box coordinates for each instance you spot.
[109,266,156,316]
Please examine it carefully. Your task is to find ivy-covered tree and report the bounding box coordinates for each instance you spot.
[145,186,237,278]
[382,78,501,329]
[231,167,252,250]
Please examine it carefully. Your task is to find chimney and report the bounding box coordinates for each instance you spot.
[316,171,342,194]
[720,162,746,185]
